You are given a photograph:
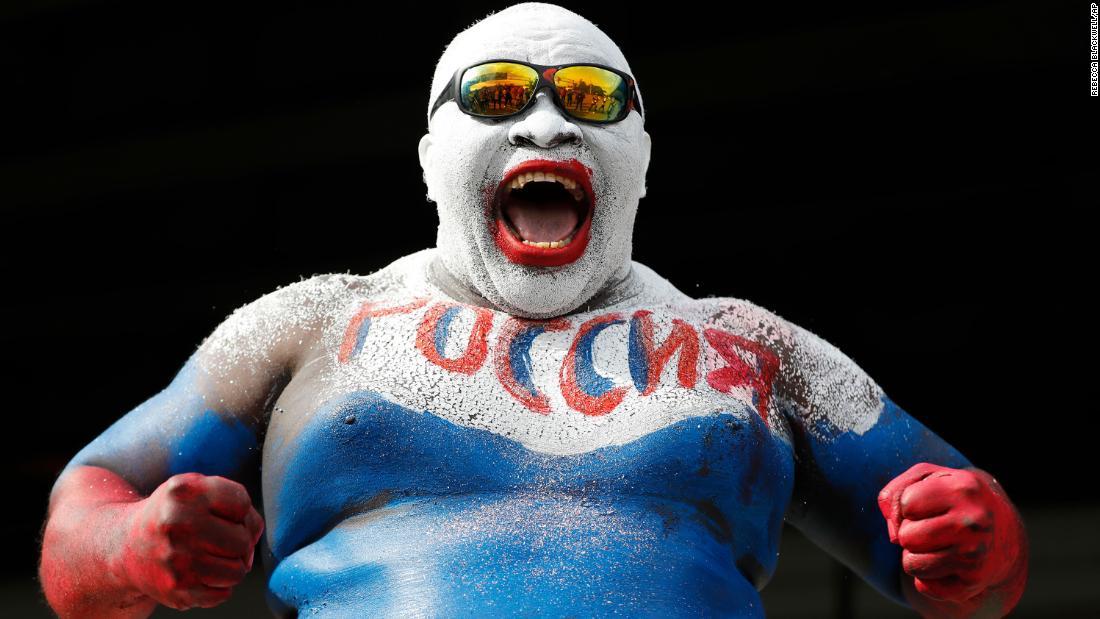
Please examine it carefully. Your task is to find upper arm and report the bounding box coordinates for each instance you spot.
[775,321,971,603]
[60,276,336,495]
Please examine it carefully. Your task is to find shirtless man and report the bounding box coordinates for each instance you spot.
[39,4,1028,617]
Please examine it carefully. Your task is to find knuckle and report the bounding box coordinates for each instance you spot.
[959,508,994,533]
[166,473,200,493]
[164,475,209,505]
[975,508,994,527]
[156,508,194,537]
[899,486,920,511]
[956,474,982,496]
[909,462,936,475]
[211,475,245,493]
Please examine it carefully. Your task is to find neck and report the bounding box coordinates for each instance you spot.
[426,254,642,317]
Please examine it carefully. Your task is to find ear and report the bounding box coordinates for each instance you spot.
[639,131,652,198]
[417,133,432,172]
[418,134,434,201]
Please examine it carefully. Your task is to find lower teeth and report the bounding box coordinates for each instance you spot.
[521,234,573,249]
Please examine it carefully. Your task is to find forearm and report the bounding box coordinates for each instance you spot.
[40,466,155,619]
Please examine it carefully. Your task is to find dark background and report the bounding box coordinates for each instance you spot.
[2,0,1094,616]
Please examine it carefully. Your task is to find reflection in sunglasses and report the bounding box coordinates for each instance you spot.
[556,66,626,122]
[462,64,539,116]
[456,62,630,122]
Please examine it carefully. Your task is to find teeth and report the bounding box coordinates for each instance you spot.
[506,171,584,197]
[520,233,575,249]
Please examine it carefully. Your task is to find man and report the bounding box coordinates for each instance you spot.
[40,3,1027,617]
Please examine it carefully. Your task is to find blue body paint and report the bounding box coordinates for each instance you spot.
[784,397,972,602]
[265,391,794,617]
[63,350,974,616]
[627,315,650,392]
[167,411,257,478]
[574,318,624,397]
[508,324,544,398]
[433,306,461,357]
[66,360,259,494]
[350,317,372,360]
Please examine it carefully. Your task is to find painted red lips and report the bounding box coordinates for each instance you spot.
[492,159,594,267]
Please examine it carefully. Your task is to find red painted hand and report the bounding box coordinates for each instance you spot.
[118,473,264,610]
[877,463,1026,613]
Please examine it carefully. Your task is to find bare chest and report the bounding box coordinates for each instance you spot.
[268,296,789,457]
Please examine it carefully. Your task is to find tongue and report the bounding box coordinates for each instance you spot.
[503,198,580,243]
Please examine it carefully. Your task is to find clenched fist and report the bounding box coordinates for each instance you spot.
[119,473,264,610]
[878,463,1027,615]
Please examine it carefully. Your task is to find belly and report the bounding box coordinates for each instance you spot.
[262,391,794,617]
[269,492,767,618]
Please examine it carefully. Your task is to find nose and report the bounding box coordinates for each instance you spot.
[508,93,583,148]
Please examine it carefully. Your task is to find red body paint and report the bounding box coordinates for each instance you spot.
[415,303,495,375]
[702,328,780,426]
[631,310,699,395]
[493,316,571,414]
[338,298,428,363]
[878,463,1028,618]
[492,159,595,267]
[560,313,628,416]
[40,466,263,616]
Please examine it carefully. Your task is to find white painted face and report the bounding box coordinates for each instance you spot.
[418,3,652,319]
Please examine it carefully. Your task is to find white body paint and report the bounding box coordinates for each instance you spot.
[203,250,885,457]
[198,4,885,460]
[419,3,652,319]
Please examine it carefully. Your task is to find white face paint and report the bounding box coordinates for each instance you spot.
[418,3,652,319]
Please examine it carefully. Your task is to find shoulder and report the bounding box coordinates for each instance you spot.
[196,251,434,365]
[650,290,795,343]
[670,294,886,435]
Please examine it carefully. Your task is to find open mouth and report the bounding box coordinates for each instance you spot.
[492,159,594,267]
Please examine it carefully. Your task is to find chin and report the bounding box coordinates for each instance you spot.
[473,222,635,319]
[484,267,595,318]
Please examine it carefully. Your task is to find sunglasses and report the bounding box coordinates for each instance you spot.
[430,59,643,124]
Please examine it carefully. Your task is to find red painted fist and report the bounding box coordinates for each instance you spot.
[119,473,265,610]
[877,463,1023,605]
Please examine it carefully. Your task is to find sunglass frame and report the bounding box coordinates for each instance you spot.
[430,59,643,124]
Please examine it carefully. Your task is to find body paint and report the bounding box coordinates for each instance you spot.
[266,390,794,617]
[703,328,780,427]
[422,5,649,319]
[414,303,495,375]
[628,309,699,395]
[560,313,629,416]
[338,298,428,363]
[493,317,571,414]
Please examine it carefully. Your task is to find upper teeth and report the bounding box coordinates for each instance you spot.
[507,172,585,201]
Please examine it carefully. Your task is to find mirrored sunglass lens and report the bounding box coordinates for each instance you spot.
[554,66,628,122]
[460,62,539,116]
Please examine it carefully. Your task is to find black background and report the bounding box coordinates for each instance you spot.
[1,0,1094,613]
